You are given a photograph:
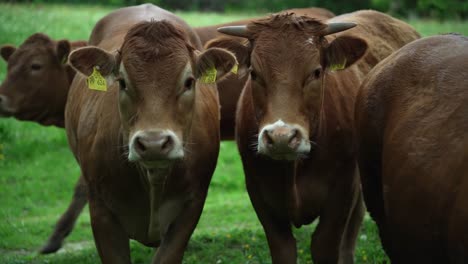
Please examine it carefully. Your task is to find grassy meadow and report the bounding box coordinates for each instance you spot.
[0,3,467,264]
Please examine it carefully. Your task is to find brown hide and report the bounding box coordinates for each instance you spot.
[228,10,420,263]
[0,33,86,127]
[198,7,335,140]
[355,34,468,263]
[66,4,236,263]
[0,35,89,255]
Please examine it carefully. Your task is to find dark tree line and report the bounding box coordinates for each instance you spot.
[4,0,468,19]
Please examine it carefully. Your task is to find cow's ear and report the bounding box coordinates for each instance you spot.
[205,37,250,77]
[324,36,367,71]
[1,45,16,61]
[195,47,238,82]
[56,40,71,64]
[69,47,117,77]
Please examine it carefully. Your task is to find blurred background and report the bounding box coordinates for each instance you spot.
[4,0,468,19]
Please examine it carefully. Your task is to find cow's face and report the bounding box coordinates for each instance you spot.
[219,14,367,160]
[0,33,71,124]
[70,21,237,169]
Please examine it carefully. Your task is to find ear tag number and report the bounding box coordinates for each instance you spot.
[87,66,107,91]
[330,58,347,71]
[201,67,217,84]
[231,63,238,74]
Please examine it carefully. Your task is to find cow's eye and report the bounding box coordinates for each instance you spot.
[118,78,127,91]
[250,69,257,81]
[313,68,322,79]
[184,76,195,90]
[31,63,42,71]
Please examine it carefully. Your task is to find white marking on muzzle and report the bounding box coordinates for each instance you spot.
[257,119,311,156]
[128,129,184,163]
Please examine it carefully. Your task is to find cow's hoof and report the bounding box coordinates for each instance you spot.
[39,240,62,254]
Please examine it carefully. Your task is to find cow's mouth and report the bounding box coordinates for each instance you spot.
[139,159,176,169]
[0,95,15,117]
[0,107,14,117]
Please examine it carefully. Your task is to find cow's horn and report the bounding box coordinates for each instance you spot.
[322,22,356,36]
[217,25,249,38]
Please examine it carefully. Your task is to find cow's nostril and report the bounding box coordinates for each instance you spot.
[264,131,274,146]
[160,136,173,152]
[290,129,298,140]
[135,136,147,153]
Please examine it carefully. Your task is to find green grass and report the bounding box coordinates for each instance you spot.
[0,3,466,264]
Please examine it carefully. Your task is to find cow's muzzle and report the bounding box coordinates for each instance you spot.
[128,130,184,168]
[0,95,14,117]
[258,120,311,160]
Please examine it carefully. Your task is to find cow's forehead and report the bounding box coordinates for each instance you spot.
[250,34,322,69]
[8,46,54,66]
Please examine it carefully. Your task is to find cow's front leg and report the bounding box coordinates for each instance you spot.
[151,190,207,264]
[310,164,361,264]
[89,196,131,264]
[246,177,297,264]
[40,175,88,254]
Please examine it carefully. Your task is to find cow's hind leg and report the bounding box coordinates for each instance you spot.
[89,196,130,264]
[39,175,88,254]
[339,186,365,264]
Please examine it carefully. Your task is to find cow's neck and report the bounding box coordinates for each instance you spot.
[145,167,171,242]
[284,162,303,226]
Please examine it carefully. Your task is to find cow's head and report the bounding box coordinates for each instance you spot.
[70,21,237,169]
[0,33,74,126]
[219,14,367,160]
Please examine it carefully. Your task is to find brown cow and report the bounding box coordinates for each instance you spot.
[218,10,419,263]
[66,5,237,264]
[198,7,335,140]
[355,34,468,263]
[0,34,86,127]
[0,34,89,254]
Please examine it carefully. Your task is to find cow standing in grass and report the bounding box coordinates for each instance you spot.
[219,10,419,263]
[355,34,468,263]
[0,34,88,253]
[66,4,237,263]
[0,5,336,254]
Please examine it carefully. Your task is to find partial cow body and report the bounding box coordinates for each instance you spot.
[199,7,335,140]
[0,34,86,127]
[66,4,236,263]
[355,34,468,263]
[0,34,88,254]
[219,10,419,263]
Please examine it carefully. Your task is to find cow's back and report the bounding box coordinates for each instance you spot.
[90,4,202,49]
[356,34,468,263]
[330,10,420,79]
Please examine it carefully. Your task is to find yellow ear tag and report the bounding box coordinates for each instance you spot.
[330,58,347,71]
[87,67,107,91]
[201,67,217,84]
[230,63,238,74]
